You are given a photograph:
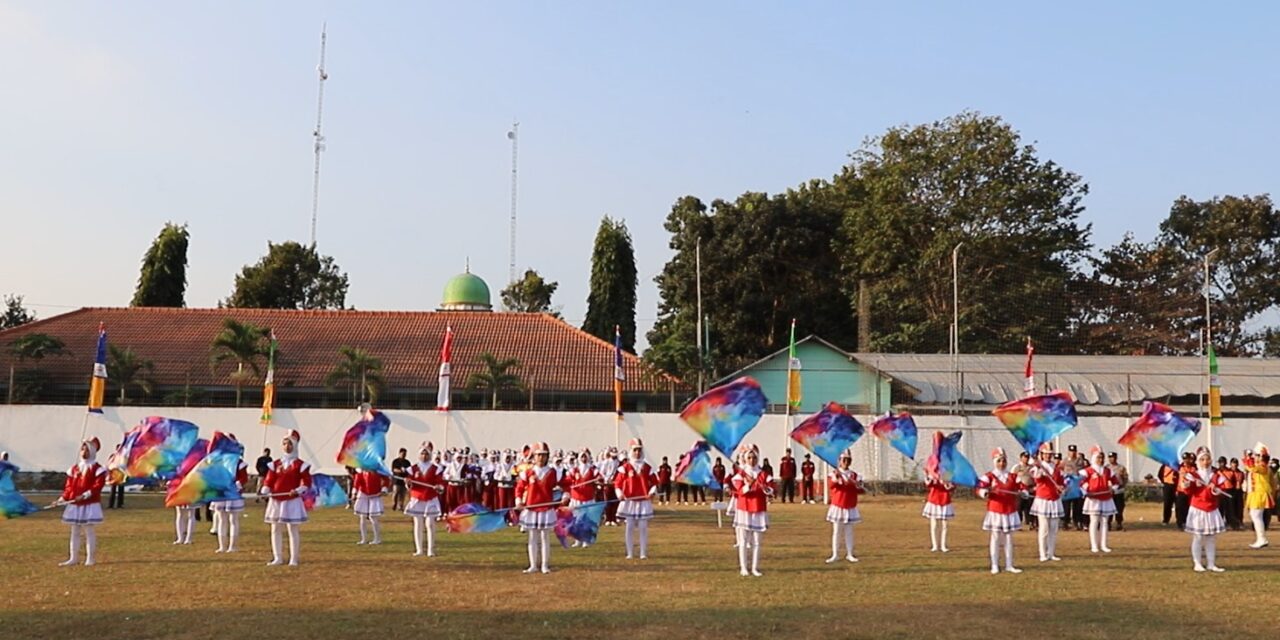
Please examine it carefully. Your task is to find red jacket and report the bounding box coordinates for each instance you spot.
[565,465,600,502]
[779,456,797,480]
[354,470,390,497]
[62,462,107,506]
[1183,469,1228,511]
[801,460,816,480]
[925,476,953,506]
[1080,465,1117,500]
[234,462,249,489]
[712,464,726,486]
[264,458,312,496]
[516,466,563,512]
[827,469,862,509]
[408,462,443,501]
[1032,462,1064,500]
[978,471,1024,514]
[614,461,658,500]
[657,464,672,484]
[731,468,771,513]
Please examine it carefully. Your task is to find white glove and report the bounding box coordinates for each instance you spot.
[648,486,658,497]
[977,489,989,499]
[615,488,625,500]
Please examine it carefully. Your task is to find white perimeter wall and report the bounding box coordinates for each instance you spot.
[0,405,1269,482]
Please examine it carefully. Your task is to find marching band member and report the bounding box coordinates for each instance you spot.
[598,448,621,527]
[211,434,249,554]
[260,430,312,567]
[59,437,107,566]
[406,442,444,557]
[496,451,516,512]
[464,453,483,504]
[1079,445,1121,554]
[565,447,600,548]
[826,450,863,564]
[444,452,466,514]
[923,467,955,553]
[481,451,499,509]
[1182,447,1228,572]
[1029,442,1064,562]
[977,447,1026,574]
[172,479,197,545]
[515,442,564,574]
[1242,444,1273,549]
[731,444,771,576]
[353,468,390,545]
[615,438,659,560]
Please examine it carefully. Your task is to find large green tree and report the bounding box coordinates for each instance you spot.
[582,216,638,351]
[6,333,67,403]
[131,222,190,307]
[107,345,155,404]
[466,352,523,409]
[835,112,1091,354]
[1,294,35,329]
[500,269,560,316]
[225,241,349,310]
[209,318,270,407]
[325,345,386,404]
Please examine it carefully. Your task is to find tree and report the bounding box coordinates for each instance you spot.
[500,269,560,316]
[1,294,35,329]
[835,111,1091,354]
[466,352,523,409]
[131,222,190,307]
[1155,194,1280,356]
[209,318,269,407]
[107,345,155,404]
[582,216,638,351]
[6,333,67,403]
[324,345,386,404]
[225,241,349,310]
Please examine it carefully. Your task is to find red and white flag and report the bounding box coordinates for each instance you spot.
[436,326,454,411]
[1023,337,1036,398]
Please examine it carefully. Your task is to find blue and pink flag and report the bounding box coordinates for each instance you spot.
[555,501,607,548]
[0,461,38,519]
[303,473,349,510]
[680,377,768,458]
[925,431,979,488]
[445,502,512,533]
[111,416,201,482]
[165,433,244,508]
[1060,474,1083,501]
[870,412,918,460]
[1118,401,1201,469]
[87,323,107,414]
[790,402,864,467]
[673,441,720,490]
[993,390,1078,455]
[336,409,392,476]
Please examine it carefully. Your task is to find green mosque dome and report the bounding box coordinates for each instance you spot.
[440,269,492,311]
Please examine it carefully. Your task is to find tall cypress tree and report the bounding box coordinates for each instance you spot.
[131,222,190,307]
[582,216,638,351]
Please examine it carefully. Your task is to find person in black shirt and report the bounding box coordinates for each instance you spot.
[391,448,411,511]
[255,448,272,503]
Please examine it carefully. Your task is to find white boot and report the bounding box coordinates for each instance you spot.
[83,526,98,566]
[286,523,301,566]
[60,525,81,566]
[267,524,284,566]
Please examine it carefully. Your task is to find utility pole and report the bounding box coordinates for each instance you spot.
[950,243,963,415]
[696,238,704,394]
[309,24,329,247]
[507,121,519,285]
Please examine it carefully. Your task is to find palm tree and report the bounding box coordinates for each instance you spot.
[209,318,268,407]
[325,346,386,405]
[7,333,67,403]
[107,345,155,404]
[466,352,523,409]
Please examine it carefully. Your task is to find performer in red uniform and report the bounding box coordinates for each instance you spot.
[922,468,955,553]
[615,438,659,560]
[779,449,798,504]
[211,433,250,554]
[800,454,817,503]
[1079,445,1120,554]
[260,430,312,567]
[353,469,390,545]
[1028,442,1064,562]
[598,448,621,526]
[405,442,444,557]
[731,445,771,576]
[58,437,107,566]
[496,451,516,511]
[516,441,564,574]
[826,450,863,563]
[1182,447,1228,572]
[565,447,600,548]
[977,447,1027,574]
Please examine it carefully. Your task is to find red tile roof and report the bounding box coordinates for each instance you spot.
[0,308,679,393]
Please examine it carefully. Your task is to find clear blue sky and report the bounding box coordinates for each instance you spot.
[3,2,1277,350]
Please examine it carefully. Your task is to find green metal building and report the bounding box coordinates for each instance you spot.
[717,336,893,415]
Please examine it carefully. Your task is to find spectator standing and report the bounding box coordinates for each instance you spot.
[657,457,672,505]
[711,458,727,502]
[779,449,798,504]
[255,448,272,504]
[1011,451,1034,530]
[1175,453,1196,530]
[1158,463,1179,525]
[1060,445,1086,530]
[800,454,817,504]
[1107,451,1129,531]
[391,448,410,512]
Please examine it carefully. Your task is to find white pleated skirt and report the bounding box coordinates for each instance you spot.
[827,505,862,524]
[734,510,769,532]
[982,511,1021,533]
[405,497,441,518]
[1185,506,1226,535]
[520,508,557,530]
[353,494,385,518]
[264,497,308,524]
[618,499,654,520]
[212,499,245,513]
[1030,497,1064,518]
[921,502,954,520]
[62,503,103,525]
[1083,497,1117,516]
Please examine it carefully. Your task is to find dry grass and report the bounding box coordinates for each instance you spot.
[1,494,1277,639]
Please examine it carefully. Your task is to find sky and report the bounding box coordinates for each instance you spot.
[2,2,1277,350]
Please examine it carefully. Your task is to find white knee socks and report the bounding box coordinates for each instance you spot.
[1089,515,1110,552]
[227,513,240,551]
[1250,509,1268,546]
[175,508,194,544]
[370,517,382,544]
[539,530,550,572]
[286,523,300,565]
[1003,533,1016,571]
[62,524,82,565]
[929,518,948,552]
[413,516,425,555]
[989,532,1018,573]
[1191,533,1204,569]
[624,519,635,558]
[750,531,762,576]
[989,532,1000,571]
[358,516,369,543]
[525,530,550,572]
[637,519,649,558]
[527,531,539,571]
[84,525,97,565]
[831,522,841,559]
[270,523,284,565]
[1205,535,1219,569]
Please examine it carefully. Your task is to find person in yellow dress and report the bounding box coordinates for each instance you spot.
[1242,444,1273,549]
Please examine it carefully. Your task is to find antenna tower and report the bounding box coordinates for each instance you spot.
[309,25,329,246]
[507,121,519,284]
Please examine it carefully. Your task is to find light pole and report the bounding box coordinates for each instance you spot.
[1203,248,1219,453]
[951,242,964,416]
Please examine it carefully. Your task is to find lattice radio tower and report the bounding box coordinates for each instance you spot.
[309,24,329,247]
[507,121,519,284]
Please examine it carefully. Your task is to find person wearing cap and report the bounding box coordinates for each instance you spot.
[58,437,107,566]
[352,466,391,546]
[922,463,955,553]
[406,442,445,557]
[1242,444,1273,549]
[800,454,816,504]
[826,450,863,564]
[1061,444,1086,530]
[1181,447,1228,572]
[1106,451,1129,531]
[779,449,798,504]
[977,447,1027,574]
[730,444,771,576]
[1079,445,1121,554]
[1029,443,1065,562]
[210,434,249,554]
[260,430,313,567]
[615,438,659,559]
[515,442,564,574]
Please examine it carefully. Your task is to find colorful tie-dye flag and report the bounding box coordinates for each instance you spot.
[0,461,38,519]
[1060,473,1083,501]
[870,412,918,460]
[1118,401,1202,469]
[445,502,511,533]
[993,390,1078,455]
[165,433,244,508]
[336,409,392,476]
[111,416,201,481]
[924,431,980,488]
[790,402,865,467]
[302,473,349,511]
[680,377,768,458]
[673,441,721,490]
[555,501,607,548]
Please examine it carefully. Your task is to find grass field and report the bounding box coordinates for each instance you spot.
[2,494,1277,639]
